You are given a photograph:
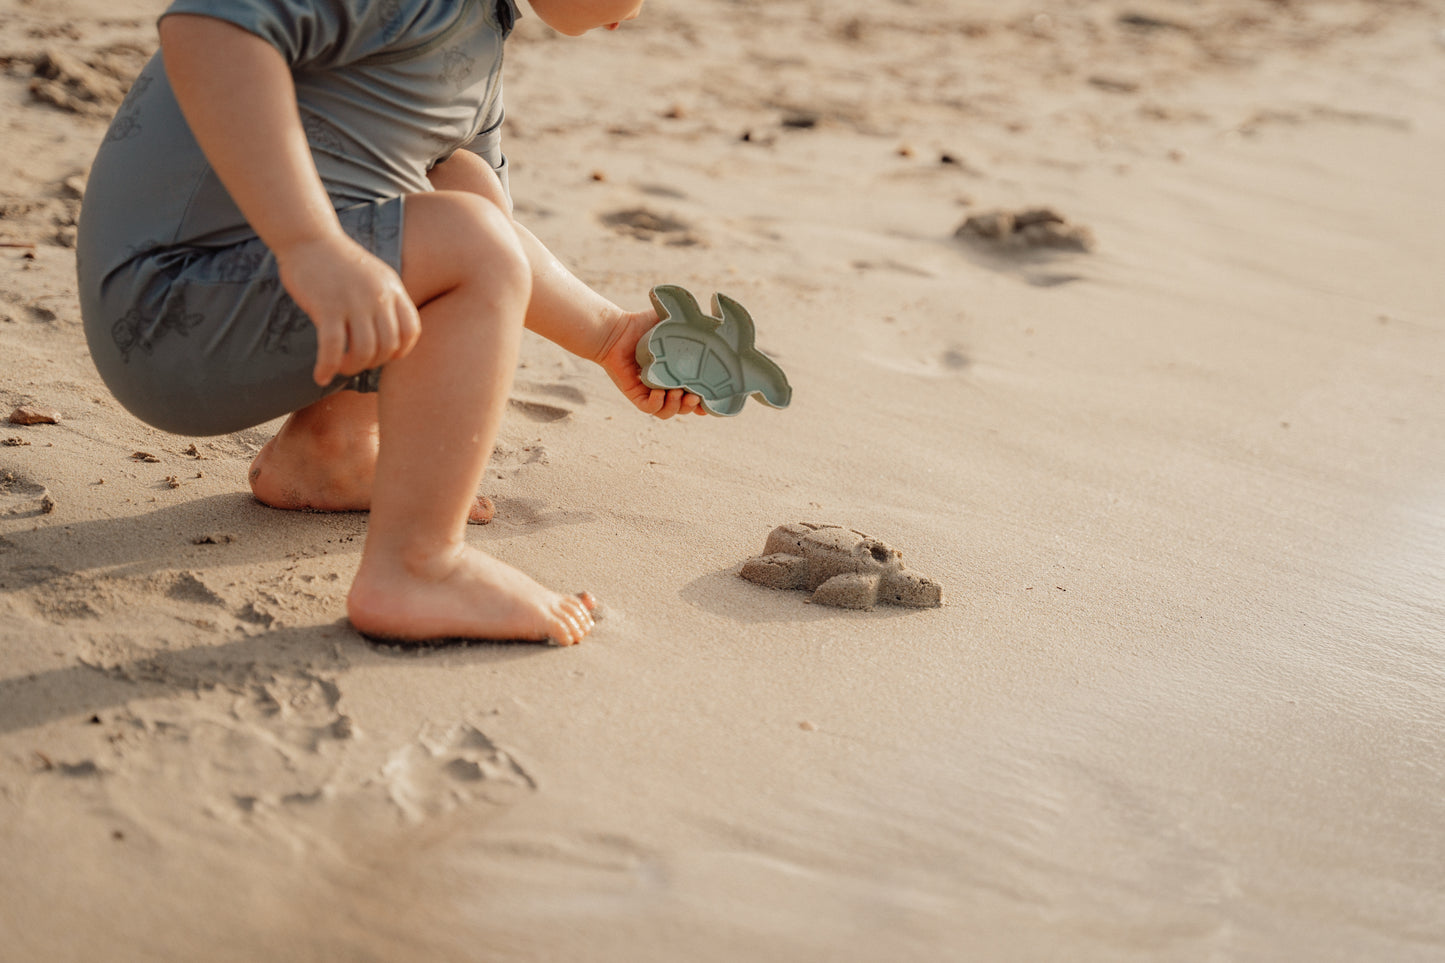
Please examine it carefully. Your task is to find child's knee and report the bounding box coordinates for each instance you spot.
[458,194,529,292]
[405,191,530,301]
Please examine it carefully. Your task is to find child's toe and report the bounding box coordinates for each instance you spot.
[546,596,595,646]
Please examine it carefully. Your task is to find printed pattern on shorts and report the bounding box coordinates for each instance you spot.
[106,201,399,367]
[111,289,204,361]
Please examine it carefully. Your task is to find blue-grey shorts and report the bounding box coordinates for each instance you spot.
[82,197,403,437]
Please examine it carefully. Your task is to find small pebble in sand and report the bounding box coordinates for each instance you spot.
[8,406,60,425]
[40,494,55,514]
[589,170,607,182]
[799,721,818,732]
[2,437,30,446]
[131,451,159,463]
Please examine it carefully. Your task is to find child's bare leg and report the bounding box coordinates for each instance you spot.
[247,390,494,522]
[246,158,512,520]
[345,191,595,644]
[251,153,688,523]
[427,153,704,418]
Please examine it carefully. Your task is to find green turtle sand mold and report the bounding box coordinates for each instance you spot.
[636,284,792,417]
[741,523,945,610]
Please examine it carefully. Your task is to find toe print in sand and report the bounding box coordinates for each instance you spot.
[384,721,536,822]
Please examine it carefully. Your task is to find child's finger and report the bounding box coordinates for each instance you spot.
[634,387,666,416]
[371,305,400,364]
[312,315,346,385]
[395,293,422,359]
[652,388,686,420]
[340,313,377,374]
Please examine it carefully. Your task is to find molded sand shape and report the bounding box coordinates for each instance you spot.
[741,523,944,610]
[636,284,792,417]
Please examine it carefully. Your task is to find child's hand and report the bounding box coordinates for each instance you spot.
[276,233,420,386]
[596,308,707,419]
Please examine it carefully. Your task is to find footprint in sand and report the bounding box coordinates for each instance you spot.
[508,399,571,423]
[33,569,230,639]
[166,570,226,606]
[382,721,535,822]
[508,379,586,423]
[599,207,701,246]
[38,667,358,820]
[231,671,356,754]
[0,470,53,517]
[954,207,1095,254]
[857,315,972,379]
[952,207,1094,287]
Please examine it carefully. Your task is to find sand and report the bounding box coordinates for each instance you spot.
[2,0,1444,959]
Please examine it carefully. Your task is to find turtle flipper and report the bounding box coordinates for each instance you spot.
[649,285,716,334]
[740,552,810,590]
[712,293,756,352]
[716,293,793,410]
[811,572,884,610]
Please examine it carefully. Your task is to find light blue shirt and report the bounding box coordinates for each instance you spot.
[79,0,517,286]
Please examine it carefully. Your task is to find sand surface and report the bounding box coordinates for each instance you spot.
[2,1,1444,959]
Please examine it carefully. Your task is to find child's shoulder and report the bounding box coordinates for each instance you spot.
[163,0,502,69]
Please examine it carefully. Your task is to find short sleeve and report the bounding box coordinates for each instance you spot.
[159,0,349,68]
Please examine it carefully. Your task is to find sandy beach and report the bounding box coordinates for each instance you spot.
[2,0,1443,959]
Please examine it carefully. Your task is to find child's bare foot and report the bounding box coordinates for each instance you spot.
[347,545,597,645]
[248,404,494,522]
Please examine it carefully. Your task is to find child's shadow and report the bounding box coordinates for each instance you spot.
[0,493,552,737]
[2,492,358,577]
[0,621,552,739]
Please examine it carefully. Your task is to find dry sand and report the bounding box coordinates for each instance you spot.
[2,0,1444,959]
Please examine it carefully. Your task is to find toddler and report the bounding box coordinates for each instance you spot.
[77,0,704,645]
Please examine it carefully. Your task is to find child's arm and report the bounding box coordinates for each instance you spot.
[515,222,704,418]
[159,14,419,387]
[427,150,704,418]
